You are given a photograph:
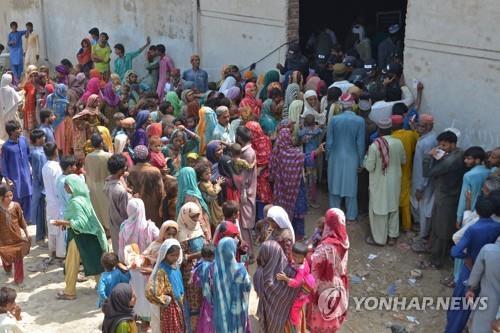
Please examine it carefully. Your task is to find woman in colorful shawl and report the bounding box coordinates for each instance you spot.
[118,198,159,325]
[21,66,38,131]
[131,110,151,149]
[264,205,295,262]
[63,73,85,154]
[0,73,21,140]
[72,94,101,159]
[239,82,262,119]
[211,237,251,333]
[258,70,280,101]
[123,70,141,96]
[196,106,217,155]
[102,283,137,333]
[307,208,349,333]
[176,167,211,240]
[245,121,272,204]
[101,81,120,131]
[282,71,304,119]
[259,88,283,137]
[166,91,183,119]
[76,38,93,75]
[206,140,224,182]
[254,240,300,332]
[270,124,323,239]
[177,202,206,332]
[46,83,69,152]
[162,129,199,176]
[55,64,69,85]
[146,238,185,333]
[143,220,179,270]
[181,89,199,120]
[54,174,108,300]
[302,90,326,126]
[79,77,101,106]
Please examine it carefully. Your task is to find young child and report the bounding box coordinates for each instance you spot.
[214,201,249,263]
[306,216,325,249]
[196,163,224,229]
[276,242,316,331]
[255,204,274,244]
[149,135,167,171]
[230,143,256,175]
[183,115,197,132]
[0,185,30,285]
[146,240,185,333]
[111,112,125,138]
[97,252,131,307]
[298,114,323,208]
[192,244,216,333]
[0,287,23,332]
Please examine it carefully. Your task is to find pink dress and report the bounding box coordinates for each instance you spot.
[287,261,315,326]
[156,54,175,101]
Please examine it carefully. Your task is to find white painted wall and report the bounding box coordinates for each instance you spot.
[0,0,288,82]
[404,0,500,149]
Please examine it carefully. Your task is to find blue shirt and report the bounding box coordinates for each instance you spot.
[456,165,491,222]
[29,146,47,194]
[97,268,131,307]
[1,136,32,199]
[182,68,208,93]
[8,30,26,65]
[451,217,500,262]
[39,124,55,143]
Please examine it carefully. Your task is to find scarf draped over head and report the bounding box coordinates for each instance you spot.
[120,198,159,257]
[267,206,295,243]
[206,140,222,180]
[259,99,278,136]
[176,202,204,242]
[245,121,271,166]
[213,222,240,246]
[63,174,108,251]
[101,283,135,333]
[101,81,120,107]
[146,122,162,138]
[197,106,218,155]
[304,75,321,92]
[149,239,184,302]
[253,240,299,332]
[219,76,237,95]
[374,136,390,174]
[259,70,280,100]
[68,73,86,98]
[166,91,183,119]
[176,167,210,216]
[158,220,178,242]
[135,110,150,130]
[80,77,101,104]
[0,73,21,119]
[55,65,69,84]
[225,86,241,101]
[240,83,262,119]
[287,99,303,135]
[322,208,349,250]
[77,38,92,65]
[46,83,69,128]
[269,127,305,220]
[114,133,128,153]
[213,237,251,333]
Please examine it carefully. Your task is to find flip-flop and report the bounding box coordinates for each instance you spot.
[440,276,456,288]
[56,291,76,300]
[365,236,384,246]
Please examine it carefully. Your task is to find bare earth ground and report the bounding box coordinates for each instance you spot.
[1,190,450,333]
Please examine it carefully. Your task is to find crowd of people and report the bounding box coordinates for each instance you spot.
[0,20,500,333]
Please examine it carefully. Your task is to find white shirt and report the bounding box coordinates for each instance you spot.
[369,86,414,124]
[453,212,500,244]
[42,160,63,219]
[328,80,354,94]
[0,313,23,333]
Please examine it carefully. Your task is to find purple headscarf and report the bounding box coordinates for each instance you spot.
[101,82,120,107]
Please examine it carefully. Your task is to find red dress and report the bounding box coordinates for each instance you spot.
[23,82,37,131]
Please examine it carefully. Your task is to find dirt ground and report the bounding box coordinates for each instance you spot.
[1,191,451,333]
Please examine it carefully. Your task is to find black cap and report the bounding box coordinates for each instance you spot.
[382,63,403,76]
[343,55,357,68]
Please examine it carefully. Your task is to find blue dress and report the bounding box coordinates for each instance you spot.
[445,218,500,333]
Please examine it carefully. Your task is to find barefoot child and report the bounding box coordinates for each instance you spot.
[196,163,224,229]
[276,242,316,331]
[146,239,185,333]
[0,184,30,285]
[97,252,131,307]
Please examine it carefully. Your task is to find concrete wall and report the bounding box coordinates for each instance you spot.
[404,0,500,149]
[0,0,289,81]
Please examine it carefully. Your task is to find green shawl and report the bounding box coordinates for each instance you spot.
[166,91,184,119]
[64,174,109,252]
[175,167,210,218]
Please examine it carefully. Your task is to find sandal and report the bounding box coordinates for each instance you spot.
[440,276,456,288]
[365,236,384,246]
[56,291,76,300]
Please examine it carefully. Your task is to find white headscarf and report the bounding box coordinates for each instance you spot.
[219,76,236,95]
[114,133,128,153]
[177,202,204,242]
[149,238,183,297]
[267,206,295,243]
[302,90,326,125]
[0,74,21,139]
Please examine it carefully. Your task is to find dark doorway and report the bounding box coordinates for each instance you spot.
[299,0,408,58]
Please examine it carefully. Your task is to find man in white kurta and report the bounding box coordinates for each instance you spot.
[364,119,406,245]
[23,22,40,68]
[41,145,66,257]
[410,114,437,239]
